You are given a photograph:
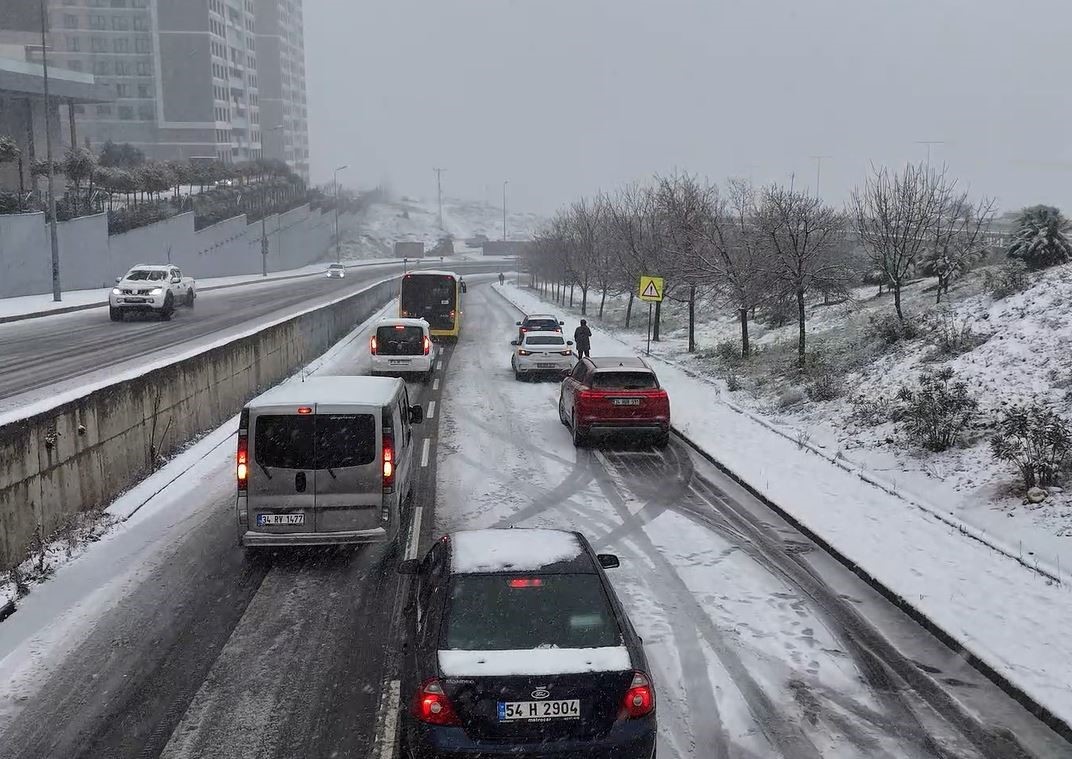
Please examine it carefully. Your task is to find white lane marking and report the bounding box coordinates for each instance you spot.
[375,679,402,759]
[406,505,424,561]
[433,378,440,391]
[420,438,430,468]
[427,400,436,420]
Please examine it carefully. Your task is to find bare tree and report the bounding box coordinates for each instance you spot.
[653,172,717,351]
[851,162,946,318]
[696,178,770,357]
[757,185,851,367]
[922,191,996,303]
[605,183,660,329]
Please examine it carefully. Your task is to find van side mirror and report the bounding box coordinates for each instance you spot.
[597,554,620,569]
[398,559,421,575]
[567,340,574,346]
[510,339,519,346]
[559,321,565,326]
[515,321,522,326]
[409,405,424,424]
[115,276,122,283]
[171,277,181,284]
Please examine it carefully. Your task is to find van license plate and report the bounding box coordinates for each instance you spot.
[498,699,580,721]
[612,398,642,406]
[389,359,408,365]
[257,513,305,526]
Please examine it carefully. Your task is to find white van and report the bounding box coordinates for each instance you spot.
[370,318,438,382]
[235,376,423,549]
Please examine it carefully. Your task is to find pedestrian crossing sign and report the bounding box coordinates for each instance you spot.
[638,275,664,302]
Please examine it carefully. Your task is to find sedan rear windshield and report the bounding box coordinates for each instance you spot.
[254,414,376,469]
[591,371,658,390]
[444,574,622,651]
[377,325,424,355]
[126,270,167,281]
[524,319,560,331]
[524,336,565,346]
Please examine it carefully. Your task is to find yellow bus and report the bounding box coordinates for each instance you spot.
[399,270,462,341]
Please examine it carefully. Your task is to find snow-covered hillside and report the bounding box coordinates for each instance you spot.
[340,196,544,260]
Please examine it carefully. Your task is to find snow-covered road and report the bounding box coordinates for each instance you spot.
[0,277,1067,758]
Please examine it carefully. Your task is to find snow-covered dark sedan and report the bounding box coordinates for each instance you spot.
[397,528,656,759]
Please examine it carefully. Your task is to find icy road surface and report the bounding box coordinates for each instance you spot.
[0,277,1067,758]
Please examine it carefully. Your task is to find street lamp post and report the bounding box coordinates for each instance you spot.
[333,164,348,263]
[502,180,508,240]
[39,0,62,301]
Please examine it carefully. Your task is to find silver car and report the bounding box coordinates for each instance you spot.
[510,331,575,380]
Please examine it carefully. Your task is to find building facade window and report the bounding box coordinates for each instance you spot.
[91,36,106,52]
[114,38,130,53]
[118,105,133,120]
[64,14,78,28]
[112,16,129,31]
[138,104,154,121]
[135,37,150,53]
[67,37,80,52]
[89,15,105,29]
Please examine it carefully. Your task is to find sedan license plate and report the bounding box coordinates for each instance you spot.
[124,297,147,303]
[536,363,557,369]
[257,513,305,527]
[498,699,580,721]
[612,398,642,406]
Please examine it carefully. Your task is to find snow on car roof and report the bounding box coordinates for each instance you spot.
[406,270,458,278]
[450,529,584,574]
[128,265,170,271]
[438,646,632,677]
[377,317,429,328]
[523,331,565,339]
[247,376,403,408]
[589,357,651,371]
[524,314,558,320]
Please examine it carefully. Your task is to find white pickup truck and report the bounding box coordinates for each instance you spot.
[109,264,196,321]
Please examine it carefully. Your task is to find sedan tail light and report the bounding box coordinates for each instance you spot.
[620,671,655,719]
[411,678,461,726]
[237,432,248,491]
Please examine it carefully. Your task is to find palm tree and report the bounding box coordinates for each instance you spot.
[1007,205,1072,269]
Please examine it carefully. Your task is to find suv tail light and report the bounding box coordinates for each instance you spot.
[423,336,431,355]
[370,336,378,355]
[383,431,395,490]
[620,671,655,719]
[411,678,461,726]
[237,431,248,491]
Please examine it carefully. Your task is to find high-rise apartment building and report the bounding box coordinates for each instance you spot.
[38,0,312,168]
[254,0,308,180]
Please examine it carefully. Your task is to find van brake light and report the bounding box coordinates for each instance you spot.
[370,336,378,355]
[423,336,431,355]
[383,432,395,490]
[237,432,248,491]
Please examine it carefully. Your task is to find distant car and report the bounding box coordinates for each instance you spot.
[109,264,195,322]
[371,318,437,382]
[326,263,346,278]
[515,313,564,343]
[559,357,670,448]
[510,331,574,380]
[397,528,656,759]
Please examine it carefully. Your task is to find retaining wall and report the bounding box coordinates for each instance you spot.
[0,206,361,298]
[0,277,397,569]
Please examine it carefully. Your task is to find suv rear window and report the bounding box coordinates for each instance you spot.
[524,335,565,346]
[444,574,622,650]
[254,414,376,469]
[524,319,560,331]
[591,371,658,390]
[376,325,424,355]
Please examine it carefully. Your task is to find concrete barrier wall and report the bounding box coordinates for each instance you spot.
[0,277,398,569]
[0,207,364,298]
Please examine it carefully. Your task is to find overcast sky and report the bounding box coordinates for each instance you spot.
[305,0,1071,216]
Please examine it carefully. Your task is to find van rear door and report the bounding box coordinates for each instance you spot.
[248,407,317,534]
[313,405,383,533]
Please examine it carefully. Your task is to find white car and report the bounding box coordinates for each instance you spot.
[511,331,575,380]
[109,264,195,321]
[370,318,437,382]
[326,263,346,278]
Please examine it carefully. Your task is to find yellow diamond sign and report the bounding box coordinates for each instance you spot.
[638,275,664,303]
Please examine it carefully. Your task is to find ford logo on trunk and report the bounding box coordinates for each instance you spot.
[531,688,550,700]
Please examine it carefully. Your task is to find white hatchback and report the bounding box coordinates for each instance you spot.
[371,318,437,382]
[511,331,575,380]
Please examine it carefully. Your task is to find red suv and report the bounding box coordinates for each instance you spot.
[559,357,670,448]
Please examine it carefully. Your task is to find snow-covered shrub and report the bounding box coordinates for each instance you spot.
[777,386,806,409]
[725,372,742,392]
[1006,204,1072,269]
[714,339,742,363]
[807,370,841,401]
[991,405,1072,489]
[850,394,892,427]
[896,368,978,452]
[982,261,1030,300]
[929,312,987,357]
[868,313,923,346]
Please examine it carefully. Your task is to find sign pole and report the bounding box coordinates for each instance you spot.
[646,303,653,355]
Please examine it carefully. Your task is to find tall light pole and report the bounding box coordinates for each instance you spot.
[260,123,285,276]
[916,140,945,166]
[433,168,446,229]
[39,0,62,301]
[333,164,348,263]
[810,155,831,198]
[502,180,509,240]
